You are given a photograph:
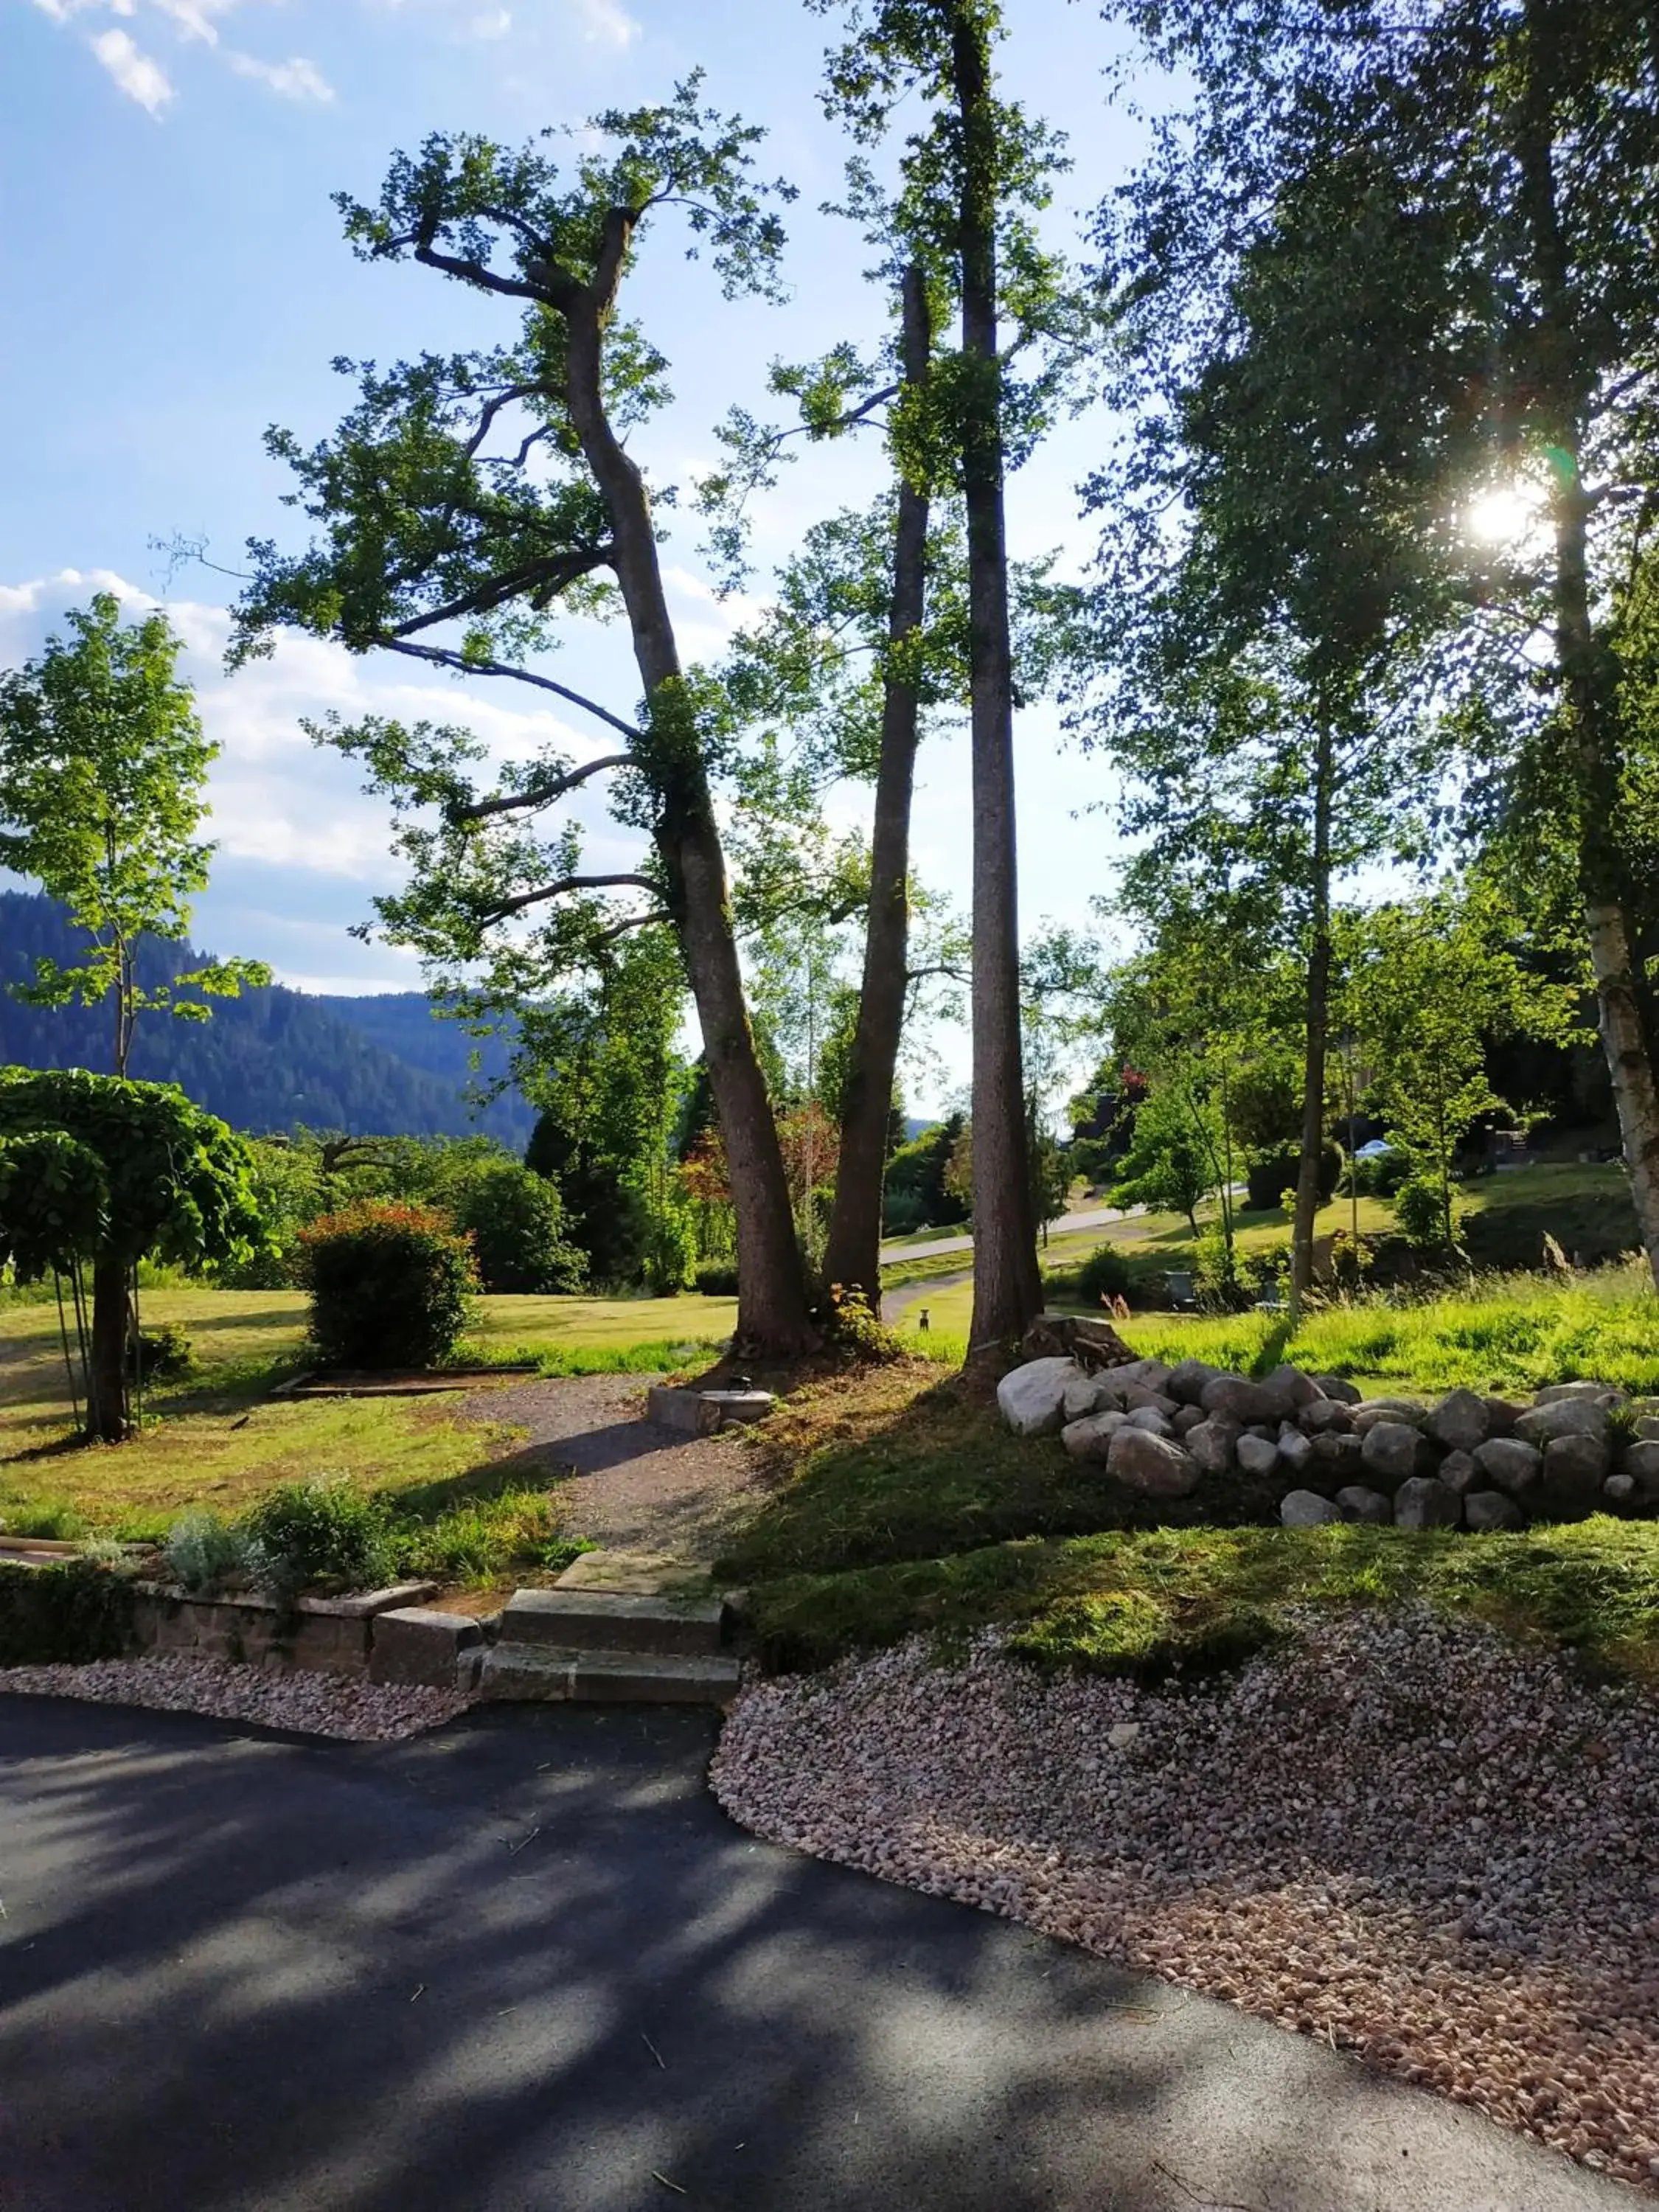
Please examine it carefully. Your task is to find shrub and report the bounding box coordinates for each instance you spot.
[300,1200,478,1370]
[1242,1144,1341,1213]
[164,1511,248,1593]
[642,1206,697,1295]
[242,1478,397,1599]
[445,1163,585,1295]
[128,1323,194,1385]
[0,1559,135,1666]
[1072,1243,1135,1306]
[695,1262,740,1296]
[1394,1175,1463,1252]
[822,1283,903,1364]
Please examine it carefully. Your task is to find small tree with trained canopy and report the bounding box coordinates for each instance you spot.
[0,1068,265,1441]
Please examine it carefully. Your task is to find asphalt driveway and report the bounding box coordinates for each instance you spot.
[0,1696,1633,2212]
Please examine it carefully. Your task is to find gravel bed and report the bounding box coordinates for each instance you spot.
[712,1609,1659,2191]
[0,1657,470,1740]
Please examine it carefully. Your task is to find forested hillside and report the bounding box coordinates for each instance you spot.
[0,891,532,1142]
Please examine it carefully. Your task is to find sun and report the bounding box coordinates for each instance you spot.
[1466,480,1547,547]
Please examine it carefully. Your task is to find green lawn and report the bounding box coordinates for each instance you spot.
[0,1286,734,1554]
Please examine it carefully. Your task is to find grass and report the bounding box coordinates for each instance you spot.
[744,1516,1659,1685]
[0,1284,732,1586]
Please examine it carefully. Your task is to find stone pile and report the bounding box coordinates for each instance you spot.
[995,1353,1659,1531]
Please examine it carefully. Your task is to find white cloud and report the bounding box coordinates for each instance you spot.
[468,7,511,36]
[150,0,240,41]
[573,0,637,46]
[226,49,334,100]
[88,25,173,111]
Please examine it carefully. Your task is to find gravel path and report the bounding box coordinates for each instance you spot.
[0,1656,467,1739]
[458,1371,763,1557]
[712,1607,1659,2193]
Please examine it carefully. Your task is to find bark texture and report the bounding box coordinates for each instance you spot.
[1515,1,1659,1290]
[560,231,815,1352]
[823,265,933,1309]
[87,1254,131,1444]
[953,8,1042,1359]
[1289,720,1335,1318]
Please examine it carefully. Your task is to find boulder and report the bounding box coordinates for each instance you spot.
[1335,1485,1394,1525]
[1311,1374,1362,1405]
[1060,1410,1127,1462]
[1235,1433,1281,1477]
[1482,1397,1523,1438]
[1352,1397,1429,1433]
[1514,1398,1610,1448]
[1436,1450,1479,1496]
[1107,1357,1175,1398]
[1021,1312,1135,1370]
[1637,1414,1659,1444]
[1361,1420,1422,1487]
[1125,1405,1175,1437]
[1299,1398,1354,1436]
[1166,1357,1224,1406]
[1281,1489,1342,1527]
[1603,1472,1638,1507]
[1276,1426,1314,1474]
[1184,1418,1239,1476]
[1172,1404,1206,1436]
[1120,1385,1179,1416]
[1541,1431,1610,1512]
[1472,1436,1543,1500]
[1534,1379,1626,1408]
[1394,1475,1462,1530]
[997,1357,1081,1438]
[1427,1388,1489,1455]
[1620,1438,1659,1500]
[1464,1489,1524,1534]
[1062,1371,1118,1423]
[1262,1363,1324,1409]
[1106,1426,1201,1499]
[1310,1430,1364,1472]
[1200,1373,1286,1426]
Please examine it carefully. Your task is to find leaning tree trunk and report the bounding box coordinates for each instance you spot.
[824,265,933,1312]
[1514,7,1659,1290]
[1288,720,1335,1321]
[565,280,817,1354]
[86,1253,131,1443]
[953,7,1042,1363]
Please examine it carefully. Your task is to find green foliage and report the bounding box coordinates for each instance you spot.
[1110,1086,1217,1233]
[883,1112,969,1233]
[0,1068,265,1277]
[0,1559,136,1666]
[0,1128,108,1279]
[300,1200,479,1370]
[1040,1241,1135,1308]
[243,1478,397,1601]
[445,1161,585,1295]
[0,594,269,1071]
[163,1511,248,1593]
[694,1262,740,1296]
[1244,1143,1339,1214]
[821,1283,903,1364]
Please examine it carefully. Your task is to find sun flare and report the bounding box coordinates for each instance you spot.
[1466,481,1547,546]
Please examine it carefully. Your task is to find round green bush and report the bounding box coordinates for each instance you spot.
[1071,1243,1135,1305]
[1242,1144,1342,1213]
[695,1262,740,1296]
[445,1163,585,1295]
[300,1200,478,1370]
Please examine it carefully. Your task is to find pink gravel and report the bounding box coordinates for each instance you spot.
[0,1655,470,1739]
[711,1607,1659,2192]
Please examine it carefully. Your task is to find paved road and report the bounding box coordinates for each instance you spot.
[0,1697,1628,2212]
[881,1203,1127,1266]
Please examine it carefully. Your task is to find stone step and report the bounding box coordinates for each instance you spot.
[479,1643,741,1706]
[498,1587,728,1657]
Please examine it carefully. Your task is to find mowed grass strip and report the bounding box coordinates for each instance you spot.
[745,1516,1659,1686]
[899,1265,1659,1397]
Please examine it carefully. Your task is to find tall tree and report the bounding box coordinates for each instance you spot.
[233,84,818,1355]
[1102,0,1659,1289]
[0,593,268,1075]
[815,0,1075,1359]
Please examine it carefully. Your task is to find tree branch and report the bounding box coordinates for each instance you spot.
[477,872,659,926]
[587,907,671,948]
[378,638,642,740]
[387,549,614,640]
[448,753,633,824]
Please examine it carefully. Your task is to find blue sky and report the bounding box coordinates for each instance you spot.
[2,0,1152,1110]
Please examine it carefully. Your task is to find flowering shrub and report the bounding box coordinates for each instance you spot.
[299,1200,478,1371]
